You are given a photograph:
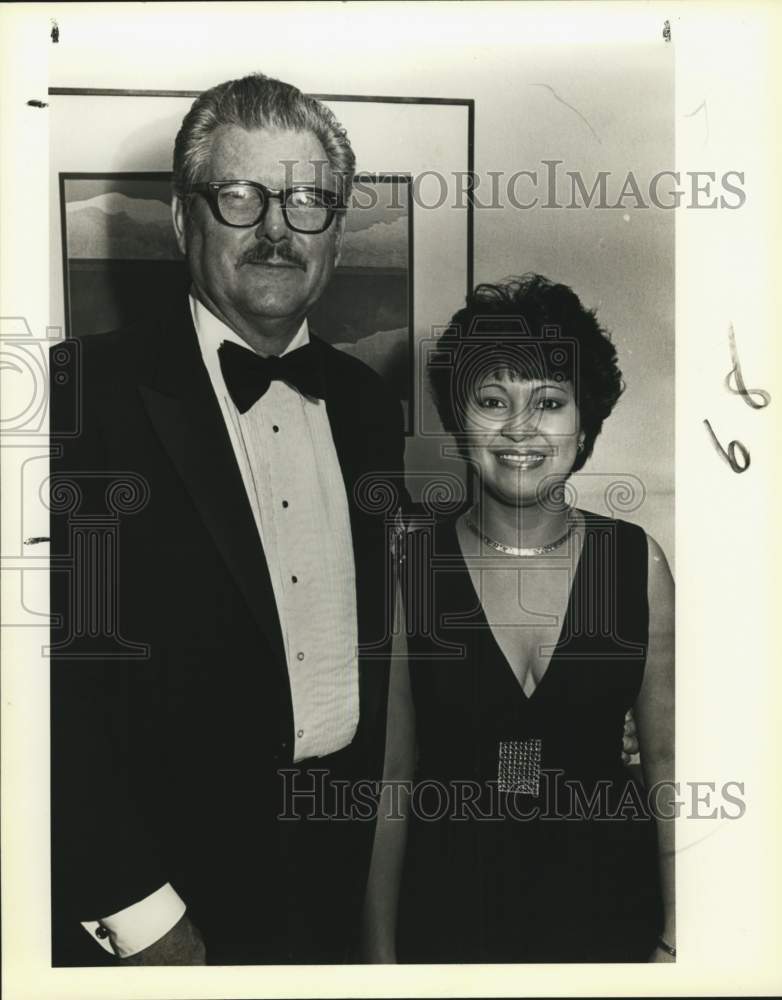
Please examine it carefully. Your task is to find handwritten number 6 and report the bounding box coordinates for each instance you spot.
[703,419,750,473]
[705,324,771,472]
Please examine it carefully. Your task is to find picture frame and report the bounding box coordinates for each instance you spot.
[49,90,475,436]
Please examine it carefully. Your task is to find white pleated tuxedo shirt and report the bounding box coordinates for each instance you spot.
[84,296,360,956]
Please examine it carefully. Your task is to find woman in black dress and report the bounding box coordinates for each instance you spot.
[366,274,675,964]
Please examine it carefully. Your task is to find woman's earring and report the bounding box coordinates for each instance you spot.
[577,438,585,453]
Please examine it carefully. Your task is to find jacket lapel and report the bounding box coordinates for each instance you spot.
[137,304,287,672]
[318,355,363,512]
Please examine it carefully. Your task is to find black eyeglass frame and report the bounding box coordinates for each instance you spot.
[187,180,346,234]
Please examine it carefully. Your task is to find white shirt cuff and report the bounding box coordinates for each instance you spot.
[81,883,186,958]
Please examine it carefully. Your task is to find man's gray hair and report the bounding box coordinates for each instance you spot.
[172,73,356,203]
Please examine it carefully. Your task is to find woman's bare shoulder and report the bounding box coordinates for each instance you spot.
[644,532,674,624]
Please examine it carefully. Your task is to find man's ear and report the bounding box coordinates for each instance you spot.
[171,194,188,256]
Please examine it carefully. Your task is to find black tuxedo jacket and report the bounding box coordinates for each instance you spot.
[50,301,406,964]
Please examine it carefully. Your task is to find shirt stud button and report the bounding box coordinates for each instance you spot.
[291,575,298,583]
[282,500,289,509]
[272,425,279,433]
[296,651,305,661]
[297,729,304,738]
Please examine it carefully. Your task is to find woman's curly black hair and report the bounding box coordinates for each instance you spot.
[428,273,624,472]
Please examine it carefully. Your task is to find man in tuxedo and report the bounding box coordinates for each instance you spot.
[50,73,405,966]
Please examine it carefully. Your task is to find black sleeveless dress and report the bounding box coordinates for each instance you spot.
[398,510,662,963]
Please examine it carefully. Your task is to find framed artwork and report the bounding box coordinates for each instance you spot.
[50,90,475,435]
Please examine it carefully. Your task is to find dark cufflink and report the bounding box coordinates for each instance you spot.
[95,925,110,939]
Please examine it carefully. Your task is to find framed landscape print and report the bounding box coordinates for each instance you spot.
[50,91,474,435]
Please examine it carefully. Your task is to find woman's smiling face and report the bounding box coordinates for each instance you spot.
[463,369,581,507]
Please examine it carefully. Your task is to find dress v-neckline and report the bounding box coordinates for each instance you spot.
[454,512,589,703]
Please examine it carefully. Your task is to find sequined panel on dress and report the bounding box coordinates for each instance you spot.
[497,738,543,796]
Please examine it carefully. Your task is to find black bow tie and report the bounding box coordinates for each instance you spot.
[218,340,325,413]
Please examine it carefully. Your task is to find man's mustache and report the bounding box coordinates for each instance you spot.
[238,243,306,268]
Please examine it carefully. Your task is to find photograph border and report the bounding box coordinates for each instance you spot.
[3,4,778,995]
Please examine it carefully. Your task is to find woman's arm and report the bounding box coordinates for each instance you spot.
[361,619,416,963]
[634,533,676,961]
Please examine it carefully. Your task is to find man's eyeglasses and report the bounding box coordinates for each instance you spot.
[188,181,345,234]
